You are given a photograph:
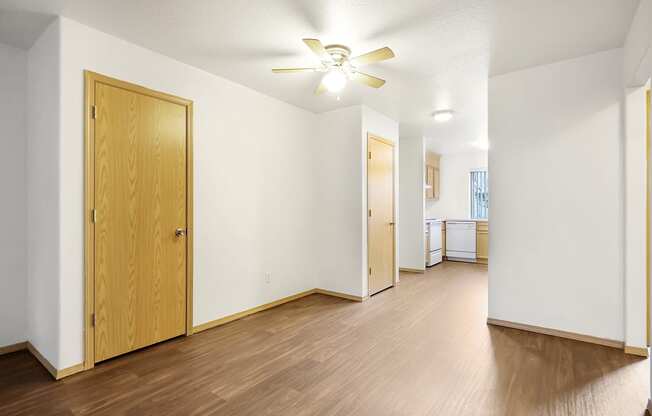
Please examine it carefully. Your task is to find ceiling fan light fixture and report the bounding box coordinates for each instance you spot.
[432,110,454,123]
[322,69,347,93]
[273,39,394,96]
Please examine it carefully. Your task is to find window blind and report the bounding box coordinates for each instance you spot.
[470,170,488,219]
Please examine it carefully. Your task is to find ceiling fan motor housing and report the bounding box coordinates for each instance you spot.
[325,44,352,64]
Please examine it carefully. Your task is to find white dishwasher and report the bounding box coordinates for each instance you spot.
[446,221,476,262]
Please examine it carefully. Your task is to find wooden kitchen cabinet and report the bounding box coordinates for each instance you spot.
[426,165,435,199]
[441,221,446,257]
[433,166,440,200]
[476,221,488,264]
[425,152,440,201]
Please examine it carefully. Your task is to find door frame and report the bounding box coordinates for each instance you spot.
[83,71,194,370]
[366,133,397,296]
[647,87,650,346]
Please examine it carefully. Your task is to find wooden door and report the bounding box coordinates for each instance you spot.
[93,79,189,362]
[368,135,395,296]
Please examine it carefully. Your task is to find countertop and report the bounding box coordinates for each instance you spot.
[425,218,488,223]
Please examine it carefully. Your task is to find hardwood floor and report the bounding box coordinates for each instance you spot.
[0,262,648,415]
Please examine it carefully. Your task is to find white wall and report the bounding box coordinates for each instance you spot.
[398,137,425,271]
[426,151,487,219]
[624,86,648,349]
[38,17,318,368]
[314,106,364,296]
[623,0,652,398]
[26,19,61,363]
[0,42,27,347]
[314,105,400,296]
[489,49,625,341]
[23,17,400,370]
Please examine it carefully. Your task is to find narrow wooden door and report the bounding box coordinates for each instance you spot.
[93,80,188,362]
[368,135,395,295]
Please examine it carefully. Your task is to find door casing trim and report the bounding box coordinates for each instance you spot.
[83,71,194,370]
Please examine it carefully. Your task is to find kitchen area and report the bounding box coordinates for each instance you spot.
[397,136,489,273]
[425,219,488,266]
[422,150,489,268]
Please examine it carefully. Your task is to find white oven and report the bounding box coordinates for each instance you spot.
[426,220,442,267]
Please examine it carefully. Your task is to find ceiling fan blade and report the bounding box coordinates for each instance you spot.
[314,81,327,95]
[352,72,386,88]
[303,38,334,63]
[272,67,319,73]
[350,47,395,66]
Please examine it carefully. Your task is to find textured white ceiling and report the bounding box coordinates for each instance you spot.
[491,0,639,77]
[0,8,54,50]
[0,0,639,153]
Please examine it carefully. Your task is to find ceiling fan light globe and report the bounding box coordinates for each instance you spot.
[323,70,347,93]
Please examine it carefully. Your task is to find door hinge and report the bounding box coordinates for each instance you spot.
[91,105,97,119]
[91,313,95,327]
[369,267,372,275]
[91,209,97,223]
[368,151,372,160]
[368,209,372,217]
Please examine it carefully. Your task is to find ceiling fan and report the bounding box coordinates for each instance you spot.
[272,38,395,95]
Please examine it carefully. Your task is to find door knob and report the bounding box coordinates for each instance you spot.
[175,228,186,237]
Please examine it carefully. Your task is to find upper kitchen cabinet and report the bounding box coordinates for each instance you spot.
[425,151,440,201]
[426,165,435,199]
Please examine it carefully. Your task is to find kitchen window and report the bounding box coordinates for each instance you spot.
[470,169,488,219]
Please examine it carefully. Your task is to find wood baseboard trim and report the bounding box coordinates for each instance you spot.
[26,342,84,380]
[399,267,425,274]
[314,288,366,302]
[193,287,366,333]
[624,345,649,357]
[487,318,624,350]
[1,341,83,379]
[0,341,27,356]
[193,289,317,333]
[27,342,57,379]
[56,363,86,379]
[9,287,367,379]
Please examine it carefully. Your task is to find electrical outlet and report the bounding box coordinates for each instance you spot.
[265,272,271,284]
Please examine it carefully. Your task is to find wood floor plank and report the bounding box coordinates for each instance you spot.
[0,262,647,415]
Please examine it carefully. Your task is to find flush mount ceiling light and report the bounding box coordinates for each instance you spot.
[472,139,490,150]
[272,38,395,95]
[432,110,454,123]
